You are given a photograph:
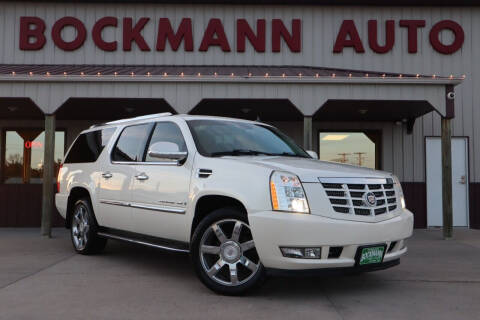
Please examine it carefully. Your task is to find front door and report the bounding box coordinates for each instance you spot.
[426,137,469,227]
[130,121,192,241]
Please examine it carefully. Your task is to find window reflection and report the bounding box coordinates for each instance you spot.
[3,130,65,184]
[319,132,376,169]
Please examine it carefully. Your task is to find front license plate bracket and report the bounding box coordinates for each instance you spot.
[355,244,387,266]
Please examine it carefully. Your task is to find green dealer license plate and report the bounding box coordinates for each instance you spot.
[358,246,385,265]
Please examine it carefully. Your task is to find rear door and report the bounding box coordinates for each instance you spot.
[130,121,193,241]
[97,123,153,232]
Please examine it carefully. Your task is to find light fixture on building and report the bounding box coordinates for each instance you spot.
[331,73,336,78]
[282,73,286,78]
[180,72,184,77]
[365,73,369,77]
[146,72,151,77]
[29,72,33,76]
[197,72,201,77]
[382,74,386,78]
[97,72,101,76]
[416,74,420,78]
[395,120,403,126]
[348,73,352,78]
[7,106,18,112]
[163,72,168,77]
[114,72,118,76]
[63,72,67,76]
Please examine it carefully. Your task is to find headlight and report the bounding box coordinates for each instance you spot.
[391,175,406,209]
[270,171,310,213]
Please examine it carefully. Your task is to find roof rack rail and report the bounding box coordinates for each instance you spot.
[89,112,173,128]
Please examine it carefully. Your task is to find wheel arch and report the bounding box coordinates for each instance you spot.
[190,194,248,238]
[66,187,95,229]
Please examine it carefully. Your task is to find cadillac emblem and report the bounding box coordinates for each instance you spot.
[363,192,377,207]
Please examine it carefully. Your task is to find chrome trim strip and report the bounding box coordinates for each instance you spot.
[130,202,186,214]
[97,232,189,253]
[100,199,185,214]
[99,199,130,207]
[111,160,179,166]
[318,177,388,184]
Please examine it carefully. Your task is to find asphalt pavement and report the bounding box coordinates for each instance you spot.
[0,228,479,320]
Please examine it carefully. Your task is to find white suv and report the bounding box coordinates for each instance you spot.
[56,113,413,295]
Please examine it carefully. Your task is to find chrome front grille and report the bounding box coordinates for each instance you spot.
[320,178,397,216]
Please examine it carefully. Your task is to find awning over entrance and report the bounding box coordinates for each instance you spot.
[0,63,463,238]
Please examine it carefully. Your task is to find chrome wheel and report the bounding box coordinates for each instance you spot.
[199,219,260,286]
[72,204,90,251]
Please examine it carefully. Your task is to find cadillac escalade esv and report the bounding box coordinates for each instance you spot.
[55,113,413,295]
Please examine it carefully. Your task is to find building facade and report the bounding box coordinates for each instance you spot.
[0,0,477,229]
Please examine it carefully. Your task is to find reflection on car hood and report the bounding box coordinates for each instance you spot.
[219,156,391,182]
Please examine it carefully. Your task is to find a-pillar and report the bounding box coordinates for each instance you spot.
[41,114,56,237]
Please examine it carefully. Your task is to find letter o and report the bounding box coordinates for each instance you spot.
[51,17,87,51]
[429,20,464,54]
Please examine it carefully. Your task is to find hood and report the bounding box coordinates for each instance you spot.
[220,156,392,182]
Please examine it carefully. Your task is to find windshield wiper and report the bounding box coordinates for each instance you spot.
[210,149,274,157]
[268,152,306,158]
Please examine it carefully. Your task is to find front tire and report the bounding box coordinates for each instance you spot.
[191,208,265,295]
[70,198,107,255]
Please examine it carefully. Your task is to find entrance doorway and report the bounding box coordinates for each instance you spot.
[426,137,469,227]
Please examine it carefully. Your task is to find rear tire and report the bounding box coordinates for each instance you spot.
[191,207,266,295]
[70,198,107,255]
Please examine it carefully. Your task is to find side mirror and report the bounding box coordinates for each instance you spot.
[306,150,318,159]
[147,142,188,164]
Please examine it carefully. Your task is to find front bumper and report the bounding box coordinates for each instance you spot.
[249,209,413,270]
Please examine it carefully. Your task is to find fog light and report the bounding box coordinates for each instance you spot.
[280,247,321,259]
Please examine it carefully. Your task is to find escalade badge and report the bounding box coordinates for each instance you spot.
[364,192,377,207]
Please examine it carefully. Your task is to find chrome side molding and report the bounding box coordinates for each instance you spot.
[100,199,186,214]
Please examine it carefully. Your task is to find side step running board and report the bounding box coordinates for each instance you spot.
[97,230,190,253]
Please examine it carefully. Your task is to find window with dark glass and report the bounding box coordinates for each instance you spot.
[319,131,380,169]
[2,129,65,184]
[64,128,115,164]
[145,122,187,162]
[187,120,309,158]
[111,124,151,162]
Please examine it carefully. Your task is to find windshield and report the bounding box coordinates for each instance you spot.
[187,120,310,158]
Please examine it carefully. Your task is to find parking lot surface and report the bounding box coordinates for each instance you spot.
[0,228,479,320]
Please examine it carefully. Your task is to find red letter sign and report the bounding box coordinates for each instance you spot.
[92,17,118,51]
[199,19,231,52]
[51,17,87,51]
[429,20,464,54]
[19,17,46,50]
[156,18,193,51]
[272,19,301,52]
[399,20,426,53]
[123,17,151,51]
[333,20,364,53]
[368,20,394,54]
[237,19,266,52]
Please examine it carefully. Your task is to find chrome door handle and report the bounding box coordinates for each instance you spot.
[459,175,466,184]
[102,172,112,179]
[135,173,149,181]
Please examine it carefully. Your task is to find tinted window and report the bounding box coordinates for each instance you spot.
[145,122,187,162]
[64,128,114,164]
[187,120,309,158]
[111,124,151,162]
